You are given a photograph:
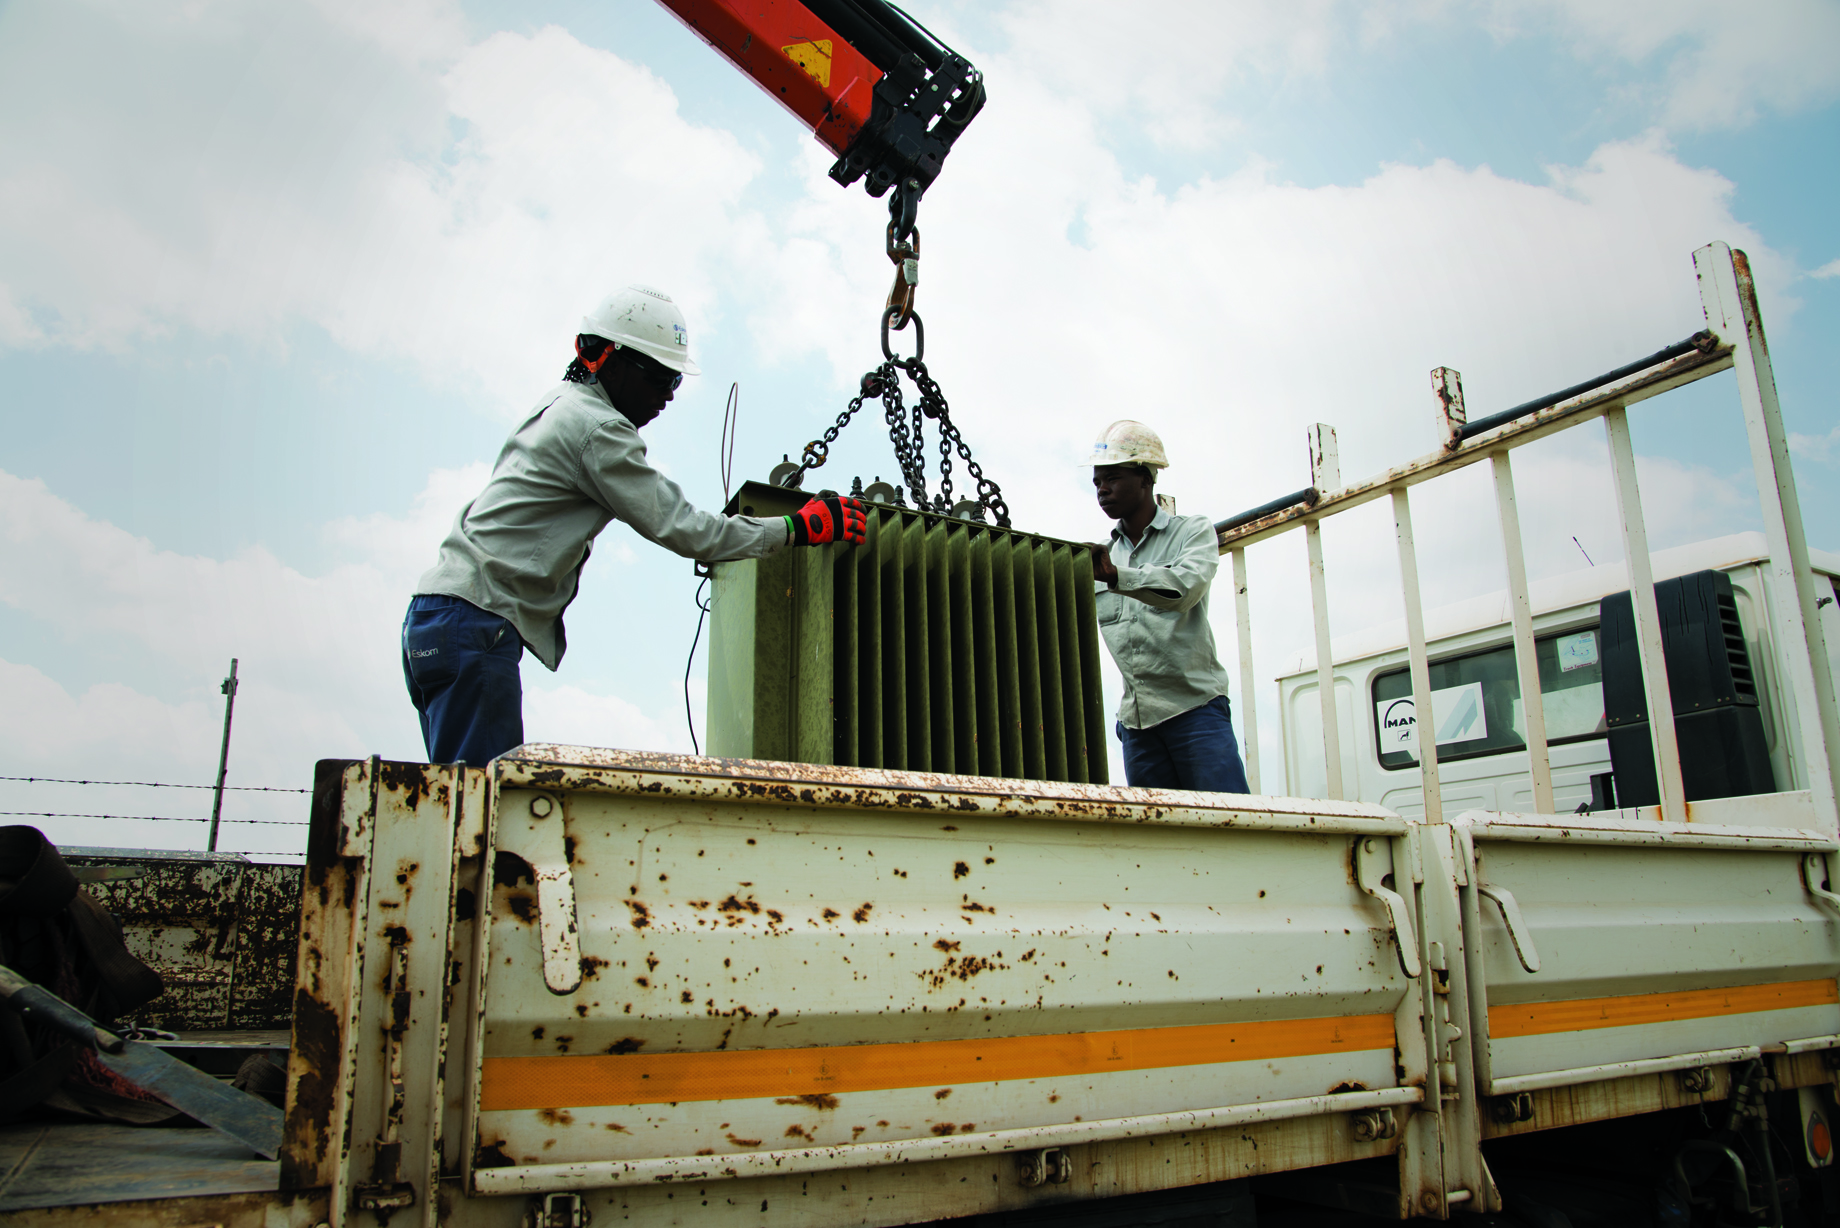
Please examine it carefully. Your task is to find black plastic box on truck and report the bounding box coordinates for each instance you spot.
[1599,568,1775,808]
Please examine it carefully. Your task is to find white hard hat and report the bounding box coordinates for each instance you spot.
[580,284,701,376]
[1088,419,1169,469]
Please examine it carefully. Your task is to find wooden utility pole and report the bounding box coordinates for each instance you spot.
[207,659,239,853]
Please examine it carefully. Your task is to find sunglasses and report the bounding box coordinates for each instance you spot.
[620,346,684,392]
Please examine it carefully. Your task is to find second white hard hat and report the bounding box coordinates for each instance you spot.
[580,285,701,376]
[1088,420,1169,469]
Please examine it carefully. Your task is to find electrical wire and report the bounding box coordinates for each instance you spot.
[720,381,740,504]
[0,775,307,792]
[1,810,308,826]
[684,576,713,755]
[685,382,740,755]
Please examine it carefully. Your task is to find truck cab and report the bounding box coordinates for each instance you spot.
[1278,532,1840,819]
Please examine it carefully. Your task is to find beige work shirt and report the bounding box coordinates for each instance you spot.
[1095,506,1233,729]
[417,380,788,670]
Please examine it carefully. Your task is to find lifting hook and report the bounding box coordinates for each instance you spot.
[885,207,920,332]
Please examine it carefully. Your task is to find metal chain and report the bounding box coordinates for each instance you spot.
[907,357,1010,526]
[782,330,1010,527]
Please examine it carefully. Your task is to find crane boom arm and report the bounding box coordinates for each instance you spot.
[653,0,984,237]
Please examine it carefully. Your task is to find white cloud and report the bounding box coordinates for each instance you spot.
[974,0,1840,148]
[0,1,762,406]
[1811,258,1840,280]
[1497,0,1840,130]
[1792,424,1840,464]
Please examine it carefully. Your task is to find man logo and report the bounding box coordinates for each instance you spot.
[1379,698,1417,749]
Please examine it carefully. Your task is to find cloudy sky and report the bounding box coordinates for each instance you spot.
[2,0,1837,856]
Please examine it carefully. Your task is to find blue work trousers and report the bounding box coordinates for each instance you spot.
[1117,694,1251,793]
[401,595,525,768]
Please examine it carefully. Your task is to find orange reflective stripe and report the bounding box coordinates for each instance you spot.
[480,1013,1395,1111]
[1488,978,1838,1039]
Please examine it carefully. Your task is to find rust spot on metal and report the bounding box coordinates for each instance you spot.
[726,1133,762,1147]
[822,908,840,921]
[626,900,652,929]
[941,825,958,831]
[784,1125,811,1140]
[605,1037,646,1054]
[934,940,960,952]
[538,1108,575,1126]
[580,955,608,979]
[775,1094,839,1110]
[279,985,340,1186]
[531,1026,545,1040]
[1328,1081,1368,1095]
[934,1088,952,1100]
[930,1122,958,1135]
[605,1122,628,1132]
[475,1140,515,1168]
[852,903,873,923]
[495,851,534,886]
[953,861,970,879]
[378,760,431,808]
[506,892,536,923]
[696,1147,716,1155]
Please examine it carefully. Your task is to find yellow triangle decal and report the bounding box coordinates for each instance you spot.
[782,38,833,88]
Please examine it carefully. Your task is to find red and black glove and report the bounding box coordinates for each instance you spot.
[787,495,868,547]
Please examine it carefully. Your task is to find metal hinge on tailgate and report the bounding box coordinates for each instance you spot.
[1803,854,1840,918]
[354,933,416,1216]
[1355,837,1422,978]
[1476,879,1541,973]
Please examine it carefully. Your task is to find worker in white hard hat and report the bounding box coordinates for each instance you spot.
[403,285,866,767]
[1088,420,1250,793]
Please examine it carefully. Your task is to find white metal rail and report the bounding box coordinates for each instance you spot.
[1217,242,1839,829]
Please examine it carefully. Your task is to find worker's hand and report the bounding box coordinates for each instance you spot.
[1089,543,1118,587]
[788,495,868,547]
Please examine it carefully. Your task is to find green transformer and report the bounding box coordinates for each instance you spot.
[707,481,1109,784]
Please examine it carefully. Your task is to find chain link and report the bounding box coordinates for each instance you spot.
[782,342,1010,527]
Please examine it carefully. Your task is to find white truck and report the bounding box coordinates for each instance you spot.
[4,241,1836,1228]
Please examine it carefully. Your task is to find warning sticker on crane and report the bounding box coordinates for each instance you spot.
[782,38,833,87]
[1375,681,1488,753]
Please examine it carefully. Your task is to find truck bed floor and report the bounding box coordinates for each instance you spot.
[0,1122,278,1212]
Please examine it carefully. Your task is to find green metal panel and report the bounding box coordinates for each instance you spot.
[1033,542,1068,782]
[901,515,931,769]
[705,556,759,759]
[987,534,1025,777]
[924,520,955,775]
[947,530,979,773]
[966,532,1002,777]
[1011,537,1047,780]
[879,508,907,769]
[794,545,835,765]
[835,527,858,767]
[1051,545,1089,783]
[855,511,882,768]
[1072,547,1110,785]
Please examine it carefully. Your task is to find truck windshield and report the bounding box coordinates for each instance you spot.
[1371,627,1608,770]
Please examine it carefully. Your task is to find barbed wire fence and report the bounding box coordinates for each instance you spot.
[0,774,314,847]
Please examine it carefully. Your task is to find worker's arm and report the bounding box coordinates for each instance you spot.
[1108,518,1218,613]
[581,420,790,561]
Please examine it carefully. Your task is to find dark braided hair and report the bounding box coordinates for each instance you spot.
[565,334,613,384]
